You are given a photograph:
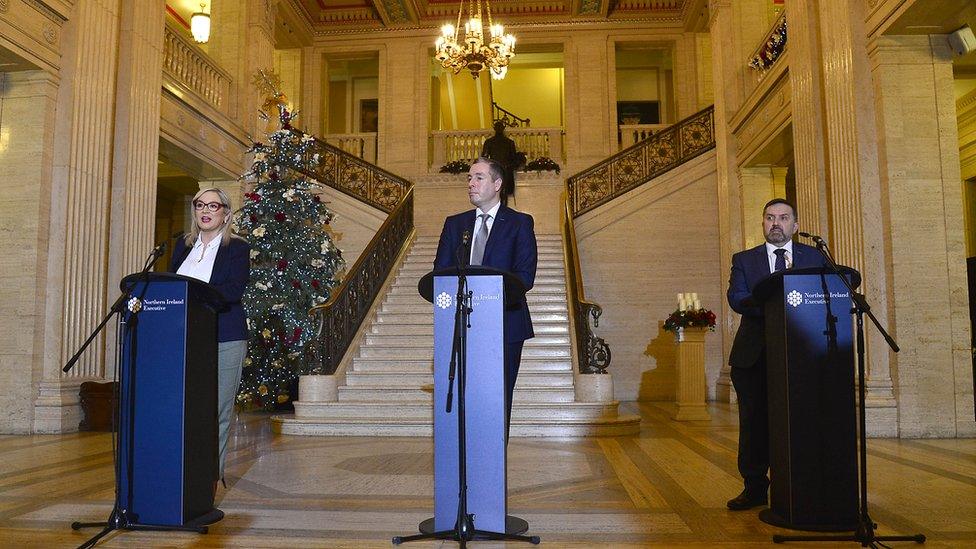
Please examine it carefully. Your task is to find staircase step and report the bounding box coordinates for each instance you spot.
[379,301,568,314]
[373,311,570,324]
[358,345,570,359]
[292,401,619,421]
[362,334,571,347]
[351,357,572,373]
[369,322,568,336]
[337,385,576,403]
[274,413,641,438]
[344,371,573,388]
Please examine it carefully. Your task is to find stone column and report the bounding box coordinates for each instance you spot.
[674,32,699,120]
[107,0,166,312]
[300,47,324,136]
[210,0,276,139]
[708,0,744,402]
[695,33,714,112]
[563,33,614,174]
[378,38,429,177]
[816,0,897,434]
[871,35,974,437]
[34,0,122,432]
[784,0,828,235]
[0,71,59,433]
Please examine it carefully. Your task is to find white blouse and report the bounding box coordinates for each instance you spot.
[176,235,220,283]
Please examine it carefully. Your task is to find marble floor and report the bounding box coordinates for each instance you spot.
[0,402,973,548]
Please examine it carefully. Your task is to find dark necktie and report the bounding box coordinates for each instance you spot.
[773,248,787,272]
[471,213,490,266]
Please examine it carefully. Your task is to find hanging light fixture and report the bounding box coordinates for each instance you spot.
[190,3,211,44]
[434,0,516,79]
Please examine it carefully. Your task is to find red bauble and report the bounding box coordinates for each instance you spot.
[311,279,320,289]
[275,213,286,222]
[291,280,301,288]
[277,259,288,271]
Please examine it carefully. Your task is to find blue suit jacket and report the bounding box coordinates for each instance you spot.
[170,235,250,342]
[433,205,537,343]
[727,241,826,368]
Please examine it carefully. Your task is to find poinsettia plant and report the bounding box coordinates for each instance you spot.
[663,308,717,334]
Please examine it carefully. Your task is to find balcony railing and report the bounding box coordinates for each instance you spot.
[431,127,564,169]
[618,124,669,150]
[322,133,377,164]
[163,23,231,114]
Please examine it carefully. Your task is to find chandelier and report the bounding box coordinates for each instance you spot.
[434,0,516,80]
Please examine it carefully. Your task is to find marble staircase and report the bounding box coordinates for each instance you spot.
[274,234,640,437]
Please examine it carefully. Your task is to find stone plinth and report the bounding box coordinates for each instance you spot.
[673,327,711,421]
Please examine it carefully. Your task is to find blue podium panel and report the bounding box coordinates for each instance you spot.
[433,275,507,532]
[765,272,858,530]
[119,279,217,526]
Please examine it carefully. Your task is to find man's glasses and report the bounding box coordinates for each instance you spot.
[193,201,226,212]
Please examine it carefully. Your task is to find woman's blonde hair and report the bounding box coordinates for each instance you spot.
[186,187,234,246]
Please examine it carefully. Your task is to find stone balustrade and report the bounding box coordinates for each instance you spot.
[163,23,232,114]
[618,124,670,150]
[430,127,564,170]
[322,133,378,164]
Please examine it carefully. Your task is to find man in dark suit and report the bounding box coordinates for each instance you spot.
[726,198,827,511]
[481,121,520,202]
[433,156,538,427]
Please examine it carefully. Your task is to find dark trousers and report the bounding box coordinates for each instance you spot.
[730,358,770,496]
[504,341,524,430]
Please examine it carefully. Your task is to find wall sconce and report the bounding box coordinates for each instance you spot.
[190,3,211,44]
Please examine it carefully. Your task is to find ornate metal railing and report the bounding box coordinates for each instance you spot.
[289,135,414,374]
[567,105,715,217]
[306,188,414,374]
[163,23,231,113]
[562,197,611,374]
[492,101,530,127]
[303,134,411,213]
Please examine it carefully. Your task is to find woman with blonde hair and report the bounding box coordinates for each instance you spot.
[169,187,250,488]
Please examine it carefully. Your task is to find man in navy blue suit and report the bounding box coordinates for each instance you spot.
[433,156,538,429]
[726,198,827,511]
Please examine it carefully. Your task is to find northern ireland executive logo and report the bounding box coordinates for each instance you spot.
[787,290,803,308]
[436,291,452,309]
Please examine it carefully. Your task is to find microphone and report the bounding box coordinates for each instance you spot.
[172,230,186,241]
[456,230,471,266]
[798,231,824,244]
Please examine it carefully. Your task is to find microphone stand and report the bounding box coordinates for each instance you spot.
[394,231,539,547]
[69,240,208,549]
[773,236,924,548]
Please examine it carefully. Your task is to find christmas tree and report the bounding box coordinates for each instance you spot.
[235,80,345,409]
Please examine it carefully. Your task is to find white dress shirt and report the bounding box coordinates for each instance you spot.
[764,240,794,273]
[470,201,501,264]
[177,234,221,283]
